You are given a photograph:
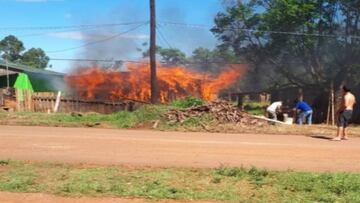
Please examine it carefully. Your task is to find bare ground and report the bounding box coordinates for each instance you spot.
[0,125,360,172]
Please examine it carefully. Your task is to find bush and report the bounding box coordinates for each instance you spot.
[171,97,204,108]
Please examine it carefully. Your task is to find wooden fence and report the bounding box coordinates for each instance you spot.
[31,92,141,114]
[1,90,144,113]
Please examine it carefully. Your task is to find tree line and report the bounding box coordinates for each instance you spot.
[0,35,49,69]
[211,0,360,91]
[3,0,360,93]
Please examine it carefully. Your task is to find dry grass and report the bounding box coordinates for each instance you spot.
[166,122,360,137]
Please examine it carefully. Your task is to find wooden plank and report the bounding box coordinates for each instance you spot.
[15,89,21,112]
[53,91,62,113]
[251,115,292,125]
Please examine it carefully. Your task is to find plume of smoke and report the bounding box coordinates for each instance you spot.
[70,0,220,69]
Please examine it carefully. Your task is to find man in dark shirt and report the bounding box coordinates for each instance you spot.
[294,99,313,125]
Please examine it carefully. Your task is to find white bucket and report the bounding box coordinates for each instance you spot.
[284,117,294,125]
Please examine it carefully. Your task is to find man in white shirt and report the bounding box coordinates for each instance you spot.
[266,101,282,120]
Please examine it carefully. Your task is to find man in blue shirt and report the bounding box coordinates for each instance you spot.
[294,99,313,125]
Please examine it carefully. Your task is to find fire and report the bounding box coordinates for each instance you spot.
[65,63,246,103]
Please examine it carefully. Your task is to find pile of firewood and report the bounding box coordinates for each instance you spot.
[165,101,267,126]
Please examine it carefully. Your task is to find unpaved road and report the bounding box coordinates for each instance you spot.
[1,125,360,172]
[0,192,215,203]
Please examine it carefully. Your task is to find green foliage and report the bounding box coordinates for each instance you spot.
[191,46,238,73]
[0,35,50,69]
[214,166,269,184]
[0,35,25,62]
[0,162,38,192]
[21,48,49,69]
[171,97,204,108]
[158,48,188,66]
[0,159,10,165]
[243,101,267,116]
[247,167,270,186]
[214,166,246,178]
[142,46,188,66]
[278,172,360,202]
[212,0,360,90]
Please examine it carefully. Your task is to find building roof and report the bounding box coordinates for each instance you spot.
[0,60,64,77]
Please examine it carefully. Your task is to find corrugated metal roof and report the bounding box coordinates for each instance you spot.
[0,60,64,76]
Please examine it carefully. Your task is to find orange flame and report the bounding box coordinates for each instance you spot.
[65,63,246,103]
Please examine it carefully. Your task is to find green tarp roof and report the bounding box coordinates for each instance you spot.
[0,60,64,76]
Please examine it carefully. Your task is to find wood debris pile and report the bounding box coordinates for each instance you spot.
[165,101,267,126]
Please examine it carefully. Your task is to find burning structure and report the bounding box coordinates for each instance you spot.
[66,62,246,103]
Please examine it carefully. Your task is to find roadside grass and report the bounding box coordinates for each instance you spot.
[0,105,170,129]
[2,109,360,137]
[1,97,360,137]
[0,161,360,202]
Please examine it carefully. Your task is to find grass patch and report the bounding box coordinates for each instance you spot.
[0,161,360,202]
[0,105,170,129]
[2,104,360,137]
[171,97,204,109]
[243,101,268,116]
[0,159,10,165]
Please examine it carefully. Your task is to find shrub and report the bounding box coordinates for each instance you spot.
[171,97,204,108]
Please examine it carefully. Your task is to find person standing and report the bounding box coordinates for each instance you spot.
[332,86,356,141]
[266,101,282,121]
[294,99,313,125]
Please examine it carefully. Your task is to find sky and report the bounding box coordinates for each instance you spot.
[0,0,225,73]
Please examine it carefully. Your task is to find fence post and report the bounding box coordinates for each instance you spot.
[53,91,62,113]
[331,83,335,126]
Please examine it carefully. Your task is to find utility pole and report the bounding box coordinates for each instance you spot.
[150,0,158,103]
[5,57,9,89]
[0,53,10,90]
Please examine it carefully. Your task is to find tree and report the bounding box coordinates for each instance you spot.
[158,48,188,66]
[0,35,50,69]
[191,47,238,73]
[143,46,188,66]
[21,48,50,69]
[211,0,360,90]
[0,35,25,62]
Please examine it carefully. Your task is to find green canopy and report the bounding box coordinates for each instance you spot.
[14,73,34,91]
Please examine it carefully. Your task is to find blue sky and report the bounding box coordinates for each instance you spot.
[0,0,224,72]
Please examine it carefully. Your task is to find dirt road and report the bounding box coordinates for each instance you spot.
[0,192,215,203]
[0,125,360,171]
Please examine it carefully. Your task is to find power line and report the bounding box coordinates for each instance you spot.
[48,57,244,65]
[46,23,148,53]
[0,22,148,31]
[49,57,314,66]
[17,26,115,38]
[158,21,360,39]
[1,22,148,39]
[155,24,195,68]
[156,25,173,49]
[159,22,213,30]
[15,22,148,38]
[49,58,149,64]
